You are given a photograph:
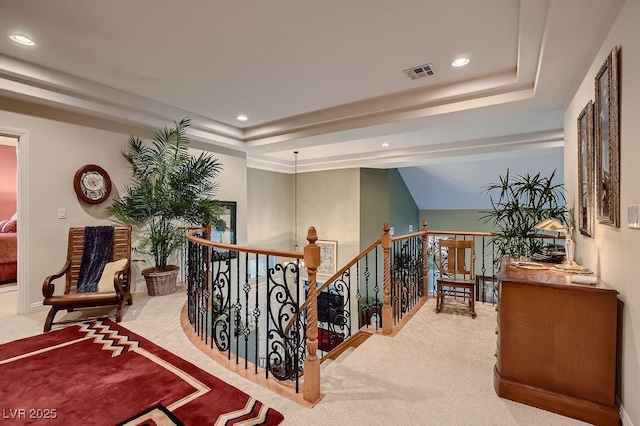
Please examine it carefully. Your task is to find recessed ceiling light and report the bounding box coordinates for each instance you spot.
[381,142,390,147]
[236,114,248,122]
[9,34,34,46]
[451,57,470,67]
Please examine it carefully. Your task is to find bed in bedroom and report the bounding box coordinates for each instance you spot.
[0,218,17,283]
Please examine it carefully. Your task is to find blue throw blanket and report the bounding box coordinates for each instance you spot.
[76,226,114,293]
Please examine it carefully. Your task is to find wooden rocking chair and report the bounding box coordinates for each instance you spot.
[42,226,132,332]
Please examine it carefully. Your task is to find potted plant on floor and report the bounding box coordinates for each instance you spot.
[481,169,569,259]
[110,117,224,296]
[359,297,383,327]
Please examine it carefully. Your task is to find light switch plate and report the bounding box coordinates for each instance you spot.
[58,208,67,219]
[409,224,414,232]
[389,227,395,236]
[628,205,640,229]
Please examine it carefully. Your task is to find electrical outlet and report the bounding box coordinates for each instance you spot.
[58,208,67,219]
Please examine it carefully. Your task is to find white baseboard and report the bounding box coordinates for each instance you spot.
[29,301,46,313]
[617,397,634,426]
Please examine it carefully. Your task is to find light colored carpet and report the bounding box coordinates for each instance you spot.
[0,287,588,425]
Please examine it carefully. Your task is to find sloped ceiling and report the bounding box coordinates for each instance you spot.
[0,0,625,208]
[400,147,564,210]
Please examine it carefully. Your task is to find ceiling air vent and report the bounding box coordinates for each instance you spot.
[403,63,435,80]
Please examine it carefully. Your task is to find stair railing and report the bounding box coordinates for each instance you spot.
[425,231,566,305]
[185,218,565,406]
[185,225,322,404]
[288,221,429,344]
[185,221,429,404]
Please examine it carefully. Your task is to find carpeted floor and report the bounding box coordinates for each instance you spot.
[0,319,283,425]
[0,287,588,425]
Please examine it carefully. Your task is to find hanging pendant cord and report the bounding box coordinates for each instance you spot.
[294,151,299,251]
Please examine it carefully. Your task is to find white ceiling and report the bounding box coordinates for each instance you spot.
[0,0,625,208]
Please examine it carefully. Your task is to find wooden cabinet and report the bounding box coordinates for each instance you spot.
[494,258,619,426]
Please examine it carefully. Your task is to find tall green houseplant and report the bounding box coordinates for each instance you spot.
[481,169,568,258]
[110,117,223,295]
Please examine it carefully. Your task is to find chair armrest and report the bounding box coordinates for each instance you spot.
[111,259,131,294]
[42,260,71,298]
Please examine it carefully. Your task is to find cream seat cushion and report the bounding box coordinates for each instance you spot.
[97,259,128,293]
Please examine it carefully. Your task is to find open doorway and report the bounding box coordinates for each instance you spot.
[0,135,18,315]
[0,127,30,316]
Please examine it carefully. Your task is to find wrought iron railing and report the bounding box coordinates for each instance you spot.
[426,231,497,304]
[185,222,428,404]
[293,238,384,359]
[186,227,309,394]
[390,229,427,325]
[185,220,565,403]
[426,231,566,306]
[290,222,429,350]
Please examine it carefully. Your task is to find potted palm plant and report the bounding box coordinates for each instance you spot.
[110,117,224,295]
[481,169,569,259]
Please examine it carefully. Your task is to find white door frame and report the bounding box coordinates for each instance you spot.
[0,126,30,315]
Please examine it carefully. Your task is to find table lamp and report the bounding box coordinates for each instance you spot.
[534,218,577,267]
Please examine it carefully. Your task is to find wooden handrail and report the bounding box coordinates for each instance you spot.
[184,218,562,403]
[290,223,432,335]
[426,230,565,239]
[297,238,381,314]
[426,230,494,237]
[390,230,427,242]
[186,229,304,259]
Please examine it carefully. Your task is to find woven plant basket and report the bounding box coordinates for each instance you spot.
[142,265,179,296]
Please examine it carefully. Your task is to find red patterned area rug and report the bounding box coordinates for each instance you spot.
[0,320,284,425]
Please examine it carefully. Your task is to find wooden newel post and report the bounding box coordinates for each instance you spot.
[422,220,429,299]
[382,222,393,335]
[303,226,322,404]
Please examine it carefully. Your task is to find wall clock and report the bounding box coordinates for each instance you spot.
[73,164,112,204]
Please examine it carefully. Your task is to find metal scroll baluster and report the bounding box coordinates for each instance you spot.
[328,270,351,352]
[267,261,300,381]
[390,240,396,324]
[254,254,261,374]
[210,250,231,353]
[356,261,361,329]
[295,259,301,393]
[230,251,237,360]
[374,247,379,330]
[234,254,243,365]
[243,257,251,370]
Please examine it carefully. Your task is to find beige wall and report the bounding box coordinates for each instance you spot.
[0,108,133,306]
[359,169,389,250]
[564,1,639,422]
[0,106,247,308]
[190,147,248,247]
[297,168,360,275]
[246,168,291,250]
